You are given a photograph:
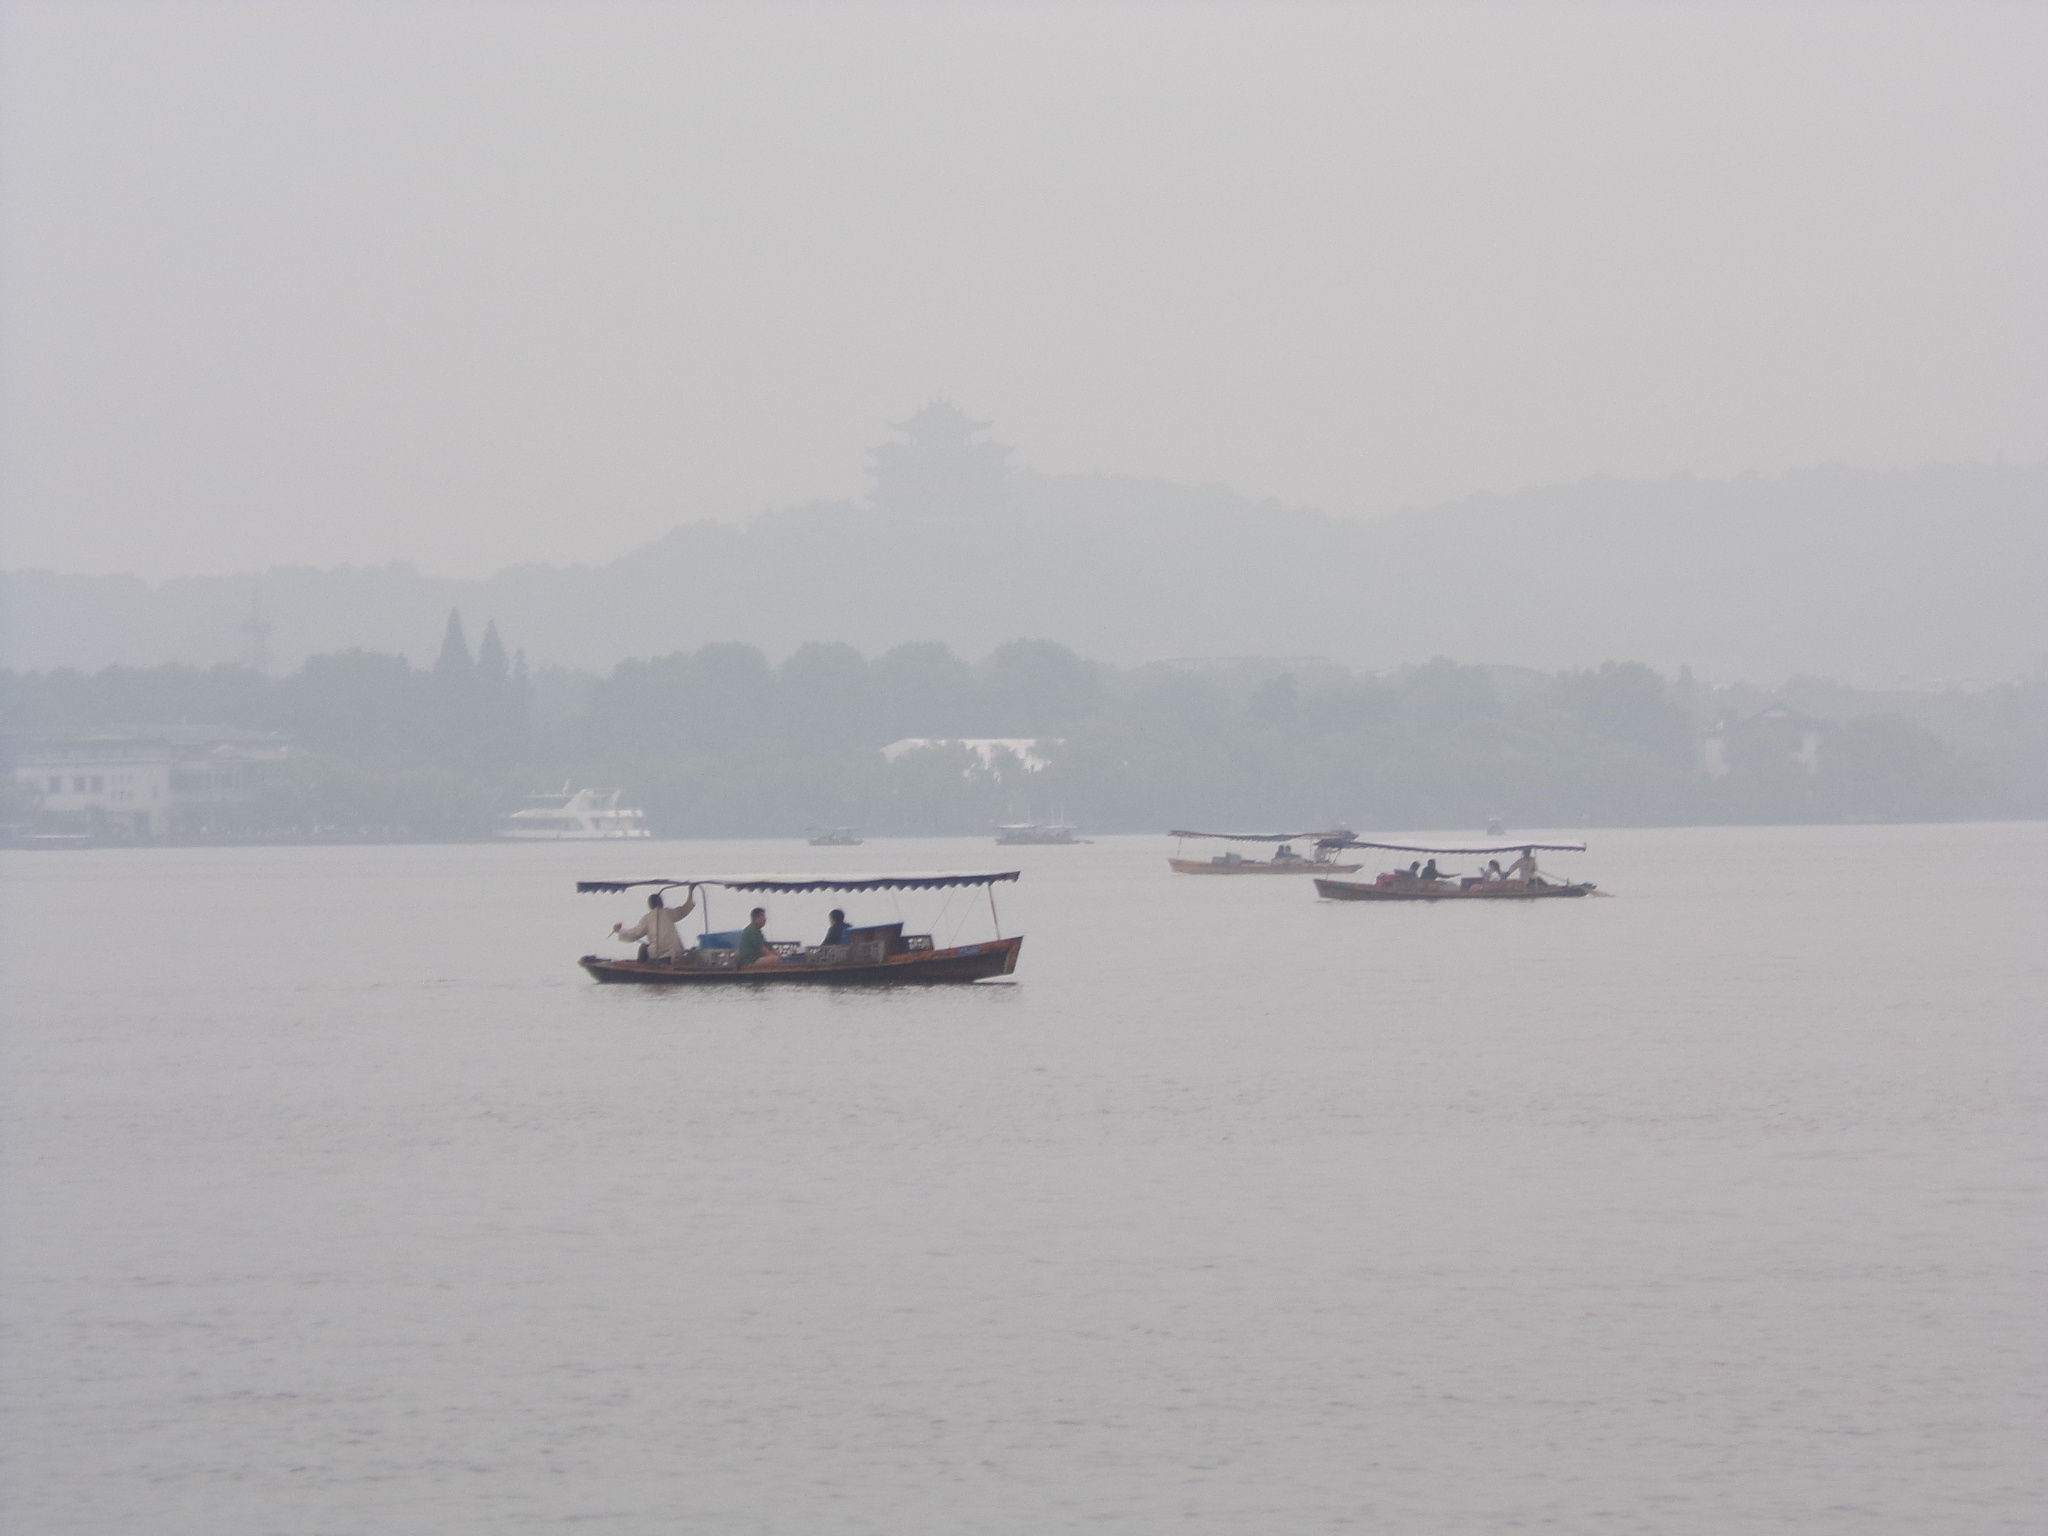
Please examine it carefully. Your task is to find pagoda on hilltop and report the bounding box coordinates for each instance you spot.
[870,401,1015,520]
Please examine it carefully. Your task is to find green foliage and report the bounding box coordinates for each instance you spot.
[1818,714,1960,822]
[4,639,2041,841]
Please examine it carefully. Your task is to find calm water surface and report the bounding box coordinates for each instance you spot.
[2,825,2043,1534]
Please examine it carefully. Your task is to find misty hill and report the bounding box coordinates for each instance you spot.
[4,407,2042,684]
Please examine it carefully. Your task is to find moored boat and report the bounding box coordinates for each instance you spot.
[806,826,864,846]
[1167,827,1360,874]
[1311,840,1599,901]
[577,870,1023,984]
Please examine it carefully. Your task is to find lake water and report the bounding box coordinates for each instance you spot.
[2,824,2043,1534]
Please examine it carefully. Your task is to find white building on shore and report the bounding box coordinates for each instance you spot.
[13,727,294,838]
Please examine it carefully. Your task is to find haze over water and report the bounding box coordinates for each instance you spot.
[2,823,2042,1533]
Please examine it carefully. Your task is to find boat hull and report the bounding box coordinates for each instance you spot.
[1170,858,1361,874]
[1315,877,1595,901]
[499,828,652,840]
[579,935,1023,985]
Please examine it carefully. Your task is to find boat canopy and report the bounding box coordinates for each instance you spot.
[1313,839,1587,855]
[578,871,1021,895]
[1169,828,1355,843]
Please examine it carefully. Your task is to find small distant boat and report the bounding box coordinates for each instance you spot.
[1167,827,1360,874]
[3,829,100,850]
[576,870,1023,985]
[995,822,1087,845]
[497,786,651,840]
[1313,840,1599,901]
[1485,816,1506,837]
[807,827,864,846]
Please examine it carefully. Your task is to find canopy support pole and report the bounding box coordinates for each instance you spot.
[988,884,1002,939]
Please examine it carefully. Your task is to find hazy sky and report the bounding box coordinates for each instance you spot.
[3,0,2043,579]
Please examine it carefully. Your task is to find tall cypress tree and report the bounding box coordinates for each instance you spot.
[433,610,473,678]
[475,621,509,684]
[474,622,523,765]
[427,610,479,773]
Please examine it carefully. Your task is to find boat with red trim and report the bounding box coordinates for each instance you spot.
[576,870,1024,984]
[1311,840,1599,901]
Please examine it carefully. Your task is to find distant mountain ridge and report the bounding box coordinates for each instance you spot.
[3,448,2042,685]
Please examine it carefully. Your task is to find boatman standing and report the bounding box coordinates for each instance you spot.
[613,887,696,964]
[1507,847,1541,883]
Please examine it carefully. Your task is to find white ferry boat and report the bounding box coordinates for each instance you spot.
[497,787,651,841]
[994,821,1087,845]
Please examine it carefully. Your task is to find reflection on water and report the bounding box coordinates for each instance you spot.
[2,825,2044,1534]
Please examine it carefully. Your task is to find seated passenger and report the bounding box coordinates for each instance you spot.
[736,907,777,968]
[822,908,852,946]
[1508,848,1540,882]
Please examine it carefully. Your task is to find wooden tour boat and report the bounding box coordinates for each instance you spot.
[1168,827,1361,874]
[577,870,1023,985]
[1311,840,1599,901]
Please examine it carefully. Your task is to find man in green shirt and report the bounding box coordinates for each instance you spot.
[736,907,771,968]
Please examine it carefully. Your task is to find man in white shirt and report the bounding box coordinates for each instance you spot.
[613,887,697,963]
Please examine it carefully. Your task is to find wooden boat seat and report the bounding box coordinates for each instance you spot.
[665,923,948,969]
[845,922,907,961]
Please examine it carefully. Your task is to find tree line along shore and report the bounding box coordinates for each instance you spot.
[4,618,2043,843]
